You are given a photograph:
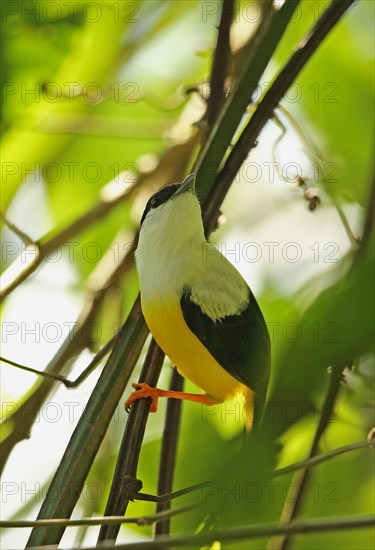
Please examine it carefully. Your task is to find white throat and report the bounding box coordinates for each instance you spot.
[135,192,205,299]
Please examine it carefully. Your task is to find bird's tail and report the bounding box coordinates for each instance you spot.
[243,387,255,433]
[243,387,267,433]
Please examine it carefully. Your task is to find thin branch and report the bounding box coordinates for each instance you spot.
[136,438,375,508]
[155,368,184,537]
[333,199,360,247]
[0,355,73,385]
[0,336,114,388]
[357,173,375,261]
[271,111,321,212]
[274,105,358,245]
[273,438,374,478]
[12,415,373,536]
[63,336,116,388]
[97,340,166,543]
[0,185,136,300]
[0,213,36,245]
[0,504,196,530]
[26,515,375,550]
[137,483,204,504]
[205,0,236,132]
[204,0,357,233]
[141,438,375,505]
[270,364,346,550]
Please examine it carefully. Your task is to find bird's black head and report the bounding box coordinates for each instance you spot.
[140,184,180,225]
[140,174,196,225]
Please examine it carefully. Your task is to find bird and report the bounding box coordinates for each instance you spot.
[125,174,270,427]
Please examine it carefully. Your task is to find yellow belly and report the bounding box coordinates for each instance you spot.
[142,296,249,403]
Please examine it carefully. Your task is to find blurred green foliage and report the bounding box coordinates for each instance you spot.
[1,1,374,549]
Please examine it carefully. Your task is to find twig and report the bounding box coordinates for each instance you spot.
[204,0,357,234]
[274,105,358,244]
[0,336,114,388]
[26,515,375,550]
[155,369,184,537]
[204,0,235,132]
[137,483,204,504]
[0,185,136,300]
[269,364,346,550]
[140,436,374,505]
[0,504,196,529]
[132,438,375,512]
[97,340,166,543]
[273,438,374,478]
[271,111,320,211]
[332,199,359,247]
[0,355,73,385]
[357,173,375,261]
[0,213,36,245]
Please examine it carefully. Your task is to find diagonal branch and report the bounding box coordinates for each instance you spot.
[25,515,375,550]
[204,0,236,132]
[0,213,35,245]
[154,368,184,537]
[204,0,357,234]
[1,503,196,529]
[97,340,165,543]
[269,364,346,550]
[273,437,374,478]
[0,336,114,388]
[0,184,136,300]
[137,482,204,503]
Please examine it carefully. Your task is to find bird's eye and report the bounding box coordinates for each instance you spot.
[150,197,160,208]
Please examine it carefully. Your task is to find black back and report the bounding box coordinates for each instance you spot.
[181,287,271,412]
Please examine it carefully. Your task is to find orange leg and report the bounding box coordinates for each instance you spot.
[125,382,218,413]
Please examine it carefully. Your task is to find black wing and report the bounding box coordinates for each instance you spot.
[181,287,270,406]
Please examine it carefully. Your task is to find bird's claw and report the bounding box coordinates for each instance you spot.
[125,382,159,413]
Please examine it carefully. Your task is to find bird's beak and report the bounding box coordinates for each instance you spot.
[174,173,196,197]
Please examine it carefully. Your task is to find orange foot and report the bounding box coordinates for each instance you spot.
[125,382,218,413]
